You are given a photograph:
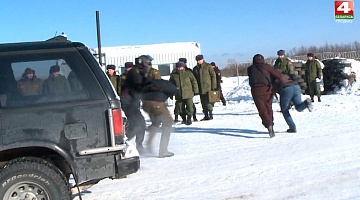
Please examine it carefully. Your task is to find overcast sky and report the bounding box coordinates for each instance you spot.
[1,0,359,65]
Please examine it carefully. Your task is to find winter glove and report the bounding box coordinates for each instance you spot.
[315,78,321,83]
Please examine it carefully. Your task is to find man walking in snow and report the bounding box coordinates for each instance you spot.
[247,54,283,138]
[273,70,314,133]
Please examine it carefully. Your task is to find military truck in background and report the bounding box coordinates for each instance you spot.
[0,35,140,199]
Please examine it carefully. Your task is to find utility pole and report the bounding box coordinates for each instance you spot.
[96,11,103,66]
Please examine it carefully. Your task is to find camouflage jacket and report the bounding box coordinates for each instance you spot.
[147,67,161,80]
[17,77,42,96]
[43,74,71,94]
[107,73,121,95]
[274,57,295,75]
[305,59,322,82]
[192,62,217,94]
[169,68,199,100]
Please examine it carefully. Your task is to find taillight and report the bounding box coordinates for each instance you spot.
[112,109,123,135]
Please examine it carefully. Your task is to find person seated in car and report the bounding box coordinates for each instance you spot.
[17,68,42,96]
[43,65,71,94]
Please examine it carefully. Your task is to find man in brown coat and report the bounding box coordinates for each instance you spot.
[247,54,283,138]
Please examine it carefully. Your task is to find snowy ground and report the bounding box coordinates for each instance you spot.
[72,73,360,200]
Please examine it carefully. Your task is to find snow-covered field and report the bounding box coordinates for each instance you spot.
[73,62,360,200]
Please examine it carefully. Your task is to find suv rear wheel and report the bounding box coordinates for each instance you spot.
[0,157,71,200]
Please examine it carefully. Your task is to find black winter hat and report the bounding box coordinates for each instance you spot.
[195,55,204,61]
[253,54,265,64]
[25,68,35,75]
[277,50,285,56]
[179,58,187,63]
[49,65,60,74]
[106,64,116,70]
[124,62,134,68]
[210,62,216,66]
[176,61,185,68]
[307,53,314,57]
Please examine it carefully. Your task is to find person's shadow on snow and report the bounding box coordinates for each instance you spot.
[173,127,269,138]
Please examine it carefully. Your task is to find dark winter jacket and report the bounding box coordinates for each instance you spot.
[142,79,179,102]
[169,68,198,100]
[272,72,298,94]
[192,62,217,94]
[124,65,150,95]
[213,66,223,90]
[247,59,282,96]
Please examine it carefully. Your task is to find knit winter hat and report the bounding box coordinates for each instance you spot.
[25,68,35,74]
[176,61,185,68]
[107,65,116,70]
[277,50,285,56]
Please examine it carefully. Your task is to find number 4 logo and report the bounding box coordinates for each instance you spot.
[335,1,354,15]
[335,1,354,20]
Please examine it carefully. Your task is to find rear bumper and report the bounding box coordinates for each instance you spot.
[115,156,140,178]
[114,141,140,178]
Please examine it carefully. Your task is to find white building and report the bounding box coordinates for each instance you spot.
[92,41,201,77]
[91,42,202,105]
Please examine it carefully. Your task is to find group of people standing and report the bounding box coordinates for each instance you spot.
[106,54,226,158]
[248,50,322,138]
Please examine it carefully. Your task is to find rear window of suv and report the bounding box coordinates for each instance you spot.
[0,48,105,108]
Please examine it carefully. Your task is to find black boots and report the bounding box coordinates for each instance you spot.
[174,115,179,122]
[181,115,186,124]
[186,115,192,125]
[209,111,213,120]
[201,112,210,121]
[318,96,321,102]
[193,112,198,121]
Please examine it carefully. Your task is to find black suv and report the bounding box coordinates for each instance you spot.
[0,36,140,199]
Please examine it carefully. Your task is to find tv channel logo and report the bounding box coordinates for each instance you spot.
[335,1,354,23]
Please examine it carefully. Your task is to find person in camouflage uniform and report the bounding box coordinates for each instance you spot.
[192,55,217,120]
[43,65,71,94]
[305,53,322,102]
[106,64,121,95]
[17,68,42,96]
[169,61,198,125]
[146,60,161,80]
[274,50,295,77]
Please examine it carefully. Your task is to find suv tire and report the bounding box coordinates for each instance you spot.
[0,157,71,200]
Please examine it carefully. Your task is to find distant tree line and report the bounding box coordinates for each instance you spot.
[221,41,360,77]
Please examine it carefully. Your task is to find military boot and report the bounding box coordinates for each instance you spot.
[186,115,192,125]
[201,112,210,121]
[317,96,321,102]
[181,115,186,124]
[174,115,179,123]
[193,112,198,121]
[209,111,213,120]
